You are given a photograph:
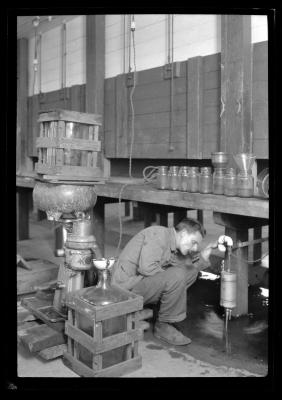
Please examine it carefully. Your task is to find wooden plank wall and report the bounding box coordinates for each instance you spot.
[25,41,268,164]
[104,41,267,159]
[252,41,268,158]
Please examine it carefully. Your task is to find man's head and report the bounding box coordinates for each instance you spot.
[174,218,206,256]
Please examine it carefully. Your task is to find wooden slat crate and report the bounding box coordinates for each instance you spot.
[35,109,103,180]
[63,285,144,377]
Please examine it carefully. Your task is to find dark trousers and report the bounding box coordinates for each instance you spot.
[131,265,199,323]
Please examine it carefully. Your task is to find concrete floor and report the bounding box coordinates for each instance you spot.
[17,204,268,377]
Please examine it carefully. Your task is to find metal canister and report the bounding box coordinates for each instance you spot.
[256,168,269,198]
[168,166,179,190]
[187,167,199,192]
[179,166,190,191]
[213,168,225,195]
[220,271,237,309]
[224,167,237,196]
[199,167,212,193]
[157,166,168,190]
[237,171,254,197]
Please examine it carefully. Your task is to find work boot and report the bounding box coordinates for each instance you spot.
[153,321,192,346]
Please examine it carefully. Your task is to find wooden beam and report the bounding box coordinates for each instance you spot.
[220,15,252,161]
[86,15,110,178]
[17,38,32,172]
[186,56,204,159]
[17,187,31,240]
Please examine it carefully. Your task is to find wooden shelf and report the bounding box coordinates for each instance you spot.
[16,175,268,219]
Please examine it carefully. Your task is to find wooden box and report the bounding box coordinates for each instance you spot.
[35,109,103,180]
[63,285,144,377]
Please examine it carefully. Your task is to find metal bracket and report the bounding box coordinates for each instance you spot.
[163,62,181,79]
[59,87,70,100]
[126,71,137,87]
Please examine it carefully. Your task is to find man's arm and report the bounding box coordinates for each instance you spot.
[194,240,218,271]
[137,237,166,276]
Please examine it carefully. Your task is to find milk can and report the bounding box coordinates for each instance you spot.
[179,166,190,191]
[224,167,237,196]
[187,167,199,192]
[237,171,254,197]
[213,168,225,195]
[168,166,179,190]
[156,166,168,190]
[199,167,212,194]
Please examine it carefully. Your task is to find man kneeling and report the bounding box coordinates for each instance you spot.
[111,217,217,346]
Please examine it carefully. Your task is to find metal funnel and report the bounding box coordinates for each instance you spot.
[233,153,256,172]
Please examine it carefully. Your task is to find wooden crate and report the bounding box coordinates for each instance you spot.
[63,285,144,377]
[35,109,103,180]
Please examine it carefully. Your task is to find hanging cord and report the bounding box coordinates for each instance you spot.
[115,15,137,257]
[168,14,174,151]
[128,15,136,178]
[128,14,132,73]
[230,251,269,264]
[143,166,158,183]
[38,32,42,93]
[32,25,39,95]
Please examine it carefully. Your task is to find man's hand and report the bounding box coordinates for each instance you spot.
[200,240,218,262]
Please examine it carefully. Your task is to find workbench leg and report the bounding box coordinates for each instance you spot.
[225,227,249,317]
[92,197,105,257]
[159,212,168,227]
[17,187,31,240]
[253,226,262,264]
[143,204,154,228]
[132,202,145,221]
[173,209,187,226]
[37,209,46,221]
[124,201,131,218]
[197,210,204,225]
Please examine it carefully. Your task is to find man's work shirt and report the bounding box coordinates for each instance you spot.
[111,226,210,290]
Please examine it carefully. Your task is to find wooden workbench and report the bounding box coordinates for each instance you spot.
[17,176,268,219]
[17,175,269,317]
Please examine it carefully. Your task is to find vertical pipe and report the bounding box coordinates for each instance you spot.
[128,14,131,72]
[38,32,42,93]
[123,15,126,74]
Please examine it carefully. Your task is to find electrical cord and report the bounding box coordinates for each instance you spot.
[32,26,39,96]
[128,16,136,179]
[143,166,158,183]
[115,15,137,257]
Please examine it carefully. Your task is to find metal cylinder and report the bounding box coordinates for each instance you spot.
[220,271,236,309]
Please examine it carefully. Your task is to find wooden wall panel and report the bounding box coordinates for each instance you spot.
[187,56,204,159]
[25,41,268,163]
[252,41,268,158]
[115,74,128,157]
[202,54,221,158]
